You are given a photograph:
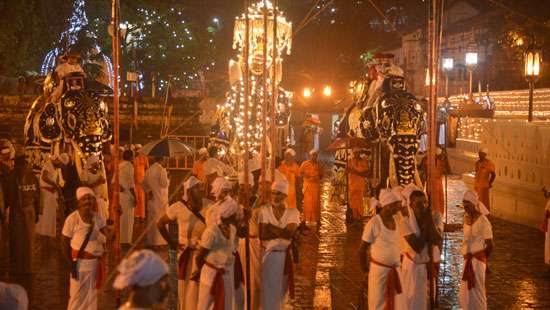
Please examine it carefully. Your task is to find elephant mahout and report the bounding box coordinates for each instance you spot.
[24,71,112,178]
[338,64,424,192]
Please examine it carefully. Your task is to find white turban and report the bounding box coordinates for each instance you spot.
[51,153,70,165]
[113,250,169,289]
[271,178,289,195]
[211,197,240,225]
[379,189,401,207]
[309,149,318,156]
[463,190,489,215]
[76,187,95,200]
[85,155,100,169]
[479,146,489,154]
[0,282,28,310]
[198,147,208,155]
[401,183,423,206]
[183,176,201,202]
[284,148,296,156]
[211,177,233,199]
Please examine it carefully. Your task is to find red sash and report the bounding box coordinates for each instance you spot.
[404,252,440,280]
[284,247,295,299]
[370,257,402,310]
[178,247,194,280]
[71,249,104,289]
[233,252,245,287]
[205,262,226,310]
[461,250,487,290]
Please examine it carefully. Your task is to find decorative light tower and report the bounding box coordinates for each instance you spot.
[524,42,542,122]
[465,51,478,102]
[40,0,114,86]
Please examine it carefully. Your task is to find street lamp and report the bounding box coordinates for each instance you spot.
[303,87,312,98]
[323,85,332,97]
[442,57,454,98]
[525,45,542,122]
[465,52,478,100]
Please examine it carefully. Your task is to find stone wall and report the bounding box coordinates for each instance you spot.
[448,117,550,227]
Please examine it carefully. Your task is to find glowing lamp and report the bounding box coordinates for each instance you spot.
[303,87,312,98]
[524,48,541,79]
[465,52,478,66]
[442,58,454,71]
[323,85,332,97]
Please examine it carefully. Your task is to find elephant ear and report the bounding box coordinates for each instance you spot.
[36,102,62,143]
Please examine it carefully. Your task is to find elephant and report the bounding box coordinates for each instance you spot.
[24,71,112,178]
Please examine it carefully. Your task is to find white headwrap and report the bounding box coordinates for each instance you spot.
[284,148,296,157]
[0,282,28,310]
[198,147,208,155]
[76,187,95,200]
[113,250,169,290]
[463,190,489,215]
[379,189,401,207]
[183,176,201,202]
[211,177,233,199]
[271,178,289,195]
[212,197,239,224]
[479,146,489,154]
[309,149,318,156]
[401,183,423,206]
[85,155,100,169]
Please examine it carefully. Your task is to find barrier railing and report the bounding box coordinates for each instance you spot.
[166,135,209,170]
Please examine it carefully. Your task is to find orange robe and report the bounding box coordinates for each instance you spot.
[192,159,207,184]
[278,161,300,208]
[133,154,149,218]
[299,160,323,222]
[348,158,369,219]
[474,159,495,210]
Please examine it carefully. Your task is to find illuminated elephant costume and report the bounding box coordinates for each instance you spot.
[24,72,112,183]
[338,55,424,190]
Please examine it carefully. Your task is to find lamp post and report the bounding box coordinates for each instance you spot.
[465,52,478,101]
[525,44,542,122]
[442,57,454,98]
[323,85,332,97]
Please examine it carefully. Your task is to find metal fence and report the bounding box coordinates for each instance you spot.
[166,135,209,170]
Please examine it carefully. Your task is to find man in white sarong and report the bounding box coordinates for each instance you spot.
[119,150,136,245]
[157,176,208,310]
[36,153,69,237]
[113,250,170,310]
[193,198,240,310]
[398,185,443,309]
[459,190,493,310]
[143,156,169,246]
[258,178,299,310]
[62,187,108,310]
[358,189,404,310]
[543,187,550,266]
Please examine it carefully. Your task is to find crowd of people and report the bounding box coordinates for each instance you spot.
[0,136,549,310]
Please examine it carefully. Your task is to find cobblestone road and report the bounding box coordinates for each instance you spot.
[1,176,549,309]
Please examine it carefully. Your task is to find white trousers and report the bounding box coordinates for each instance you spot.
[119,194,134,244]
[261,250,287,310]
[146,202,167,246]
[36,189,57,237]
[459,258,487,310]
[178,250,200,310]
[400,257,428,310]
[367,263,404,310]
[242,238,262,310]
[197,264,234,310]
[68,259,98,310]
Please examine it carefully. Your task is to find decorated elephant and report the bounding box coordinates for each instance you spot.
[339,72,424,190]
[24,72,112,178]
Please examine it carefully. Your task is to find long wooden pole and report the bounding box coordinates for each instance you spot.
[270,0,278,187]
[243,0,251,308]
[260,0,269,201]
[111,0,121,306]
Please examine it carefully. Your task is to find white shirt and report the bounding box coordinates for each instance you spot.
[166,201,208,247]
[81,168,105,198]
[118,161,135,192]
[142,162,169,203]
[462,215,493,255]
[62,211,106,257]
[258,205,300,251]
[200,225,236,268]
[39,159,60,189]
[362,215,401,266]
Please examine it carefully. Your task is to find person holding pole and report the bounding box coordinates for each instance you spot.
[157,176,207,310]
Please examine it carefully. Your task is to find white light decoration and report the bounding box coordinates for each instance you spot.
[323,85,332,97]
[465,52,478,66]
[443,57,454,71]
[216,0,293,154]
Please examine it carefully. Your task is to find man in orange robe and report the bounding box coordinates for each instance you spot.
[347,148,369,220]
[474,147,496,210]
[133,144,149,221]
[278,148,300,209]
[192,147,208,184]
[299,149,323,225]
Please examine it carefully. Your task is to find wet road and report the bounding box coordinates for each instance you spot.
[1,176,549,309]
